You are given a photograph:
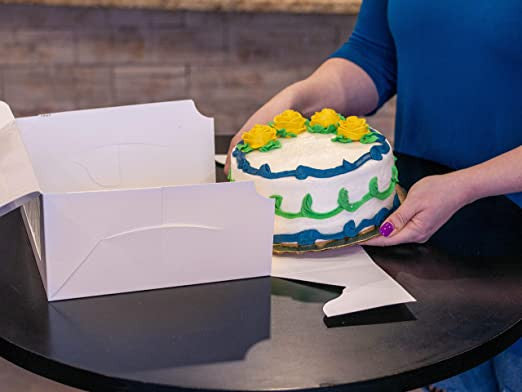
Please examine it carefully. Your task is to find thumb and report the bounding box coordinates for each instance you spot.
[379,198,417,238]
[224,152,232,175]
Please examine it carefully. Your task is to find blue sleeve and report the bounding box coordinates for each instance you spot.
[330,0,397,111]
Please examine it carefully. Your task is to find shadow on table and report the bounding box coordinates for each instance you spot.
[272,278,416,328]
[47,277,271,373]
[271,277,342,304]
[324,303,416,328]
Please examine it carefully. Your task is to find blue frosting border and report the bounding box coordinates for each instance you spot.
[273,194,400,245]
[233,131,390,180]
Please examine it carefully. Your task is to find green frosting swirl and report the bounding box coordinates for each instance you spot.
[271,165,398,220]
[227,167,235,182]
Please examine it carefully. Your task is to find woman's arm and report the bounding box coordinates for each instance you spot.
[224,58,379,173]
[225,0,396,172]
[365,146,522,246]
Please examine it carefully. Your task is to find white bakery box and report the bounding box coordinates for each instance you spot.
[0,100,275,301]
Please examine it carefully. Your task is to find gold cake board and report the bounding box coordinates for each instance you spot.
[273,185,406,255]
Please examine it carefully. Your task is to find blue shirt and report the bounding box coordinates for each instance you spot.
[331,0,522,206]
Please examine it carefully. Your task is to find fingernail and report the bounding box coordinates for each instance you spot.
[379,221,394,237]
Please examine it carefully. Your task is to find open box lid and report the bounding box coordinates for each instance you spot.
[0,100,216,217]
[0,102,41,217]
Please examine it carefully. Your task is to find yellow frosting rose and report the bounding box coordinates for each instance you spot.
[337,116,370,141]
[272,109,306,136]
[310,108,340,128]
[242,124,277,149]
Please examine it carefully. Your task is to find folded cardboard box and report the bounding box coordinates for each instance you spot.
[0,100,274,301]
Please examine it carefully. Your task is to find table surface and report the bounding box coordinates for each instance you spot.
[0,136,521,392]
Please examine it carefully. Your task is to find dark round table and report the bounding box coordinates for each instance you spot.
[0,137,521,392]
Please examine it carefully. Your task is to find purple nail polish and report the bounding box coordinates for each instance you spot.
[379,221,394,237]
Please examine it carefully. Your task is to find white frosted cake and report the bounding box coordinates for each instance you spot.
[229,109,399,250]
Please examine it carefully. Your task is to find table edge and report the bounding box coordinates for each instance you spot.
[1,307,520,391]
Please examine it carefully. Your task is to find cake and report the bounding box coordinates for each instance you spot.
[229,109,399,251]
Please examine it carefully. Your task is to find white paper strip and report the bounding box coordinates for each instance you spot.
[215,154,227,166]
[272,245,416,317]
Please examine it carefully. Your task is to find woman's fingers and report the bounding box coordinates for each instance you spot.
[224,144,234,174]
[224,150,232,175]
[364,174,469,247]
[378,197,418,238]
[364,217,428,246]
[363,193,428,246]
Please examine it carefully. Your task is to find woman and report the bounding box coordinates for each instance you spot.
[225,1,521,390]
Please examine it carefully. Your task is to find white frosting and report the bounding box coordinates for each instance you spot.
[245,131,374,171]
[231,131,396,242]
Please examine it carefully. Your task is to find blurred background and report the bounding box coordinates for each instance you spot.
[0,1,396,390]
[0,1,396,141]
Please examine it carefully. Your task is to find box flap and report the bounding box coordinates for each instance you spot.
[16,100,215,193]
[0,102,40,217]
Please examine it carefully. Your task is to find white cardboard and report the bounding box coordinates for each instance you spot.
[16,101,216,193]
[0,102,41,217]
[272,246,416,317]
[0,100,274,301]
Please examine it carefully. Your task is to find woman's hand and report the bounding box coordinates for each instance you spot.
[364,172,473,246]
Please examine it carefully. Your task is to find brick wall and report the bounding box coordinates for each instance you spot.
[0,4,396,140]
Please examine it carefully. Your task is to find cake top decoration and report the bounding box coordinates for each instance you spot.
[239,124,281,153]
[307,108,342,134]
[271,109,307,138]
[237,109,381,156]
[332,116,378,144]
